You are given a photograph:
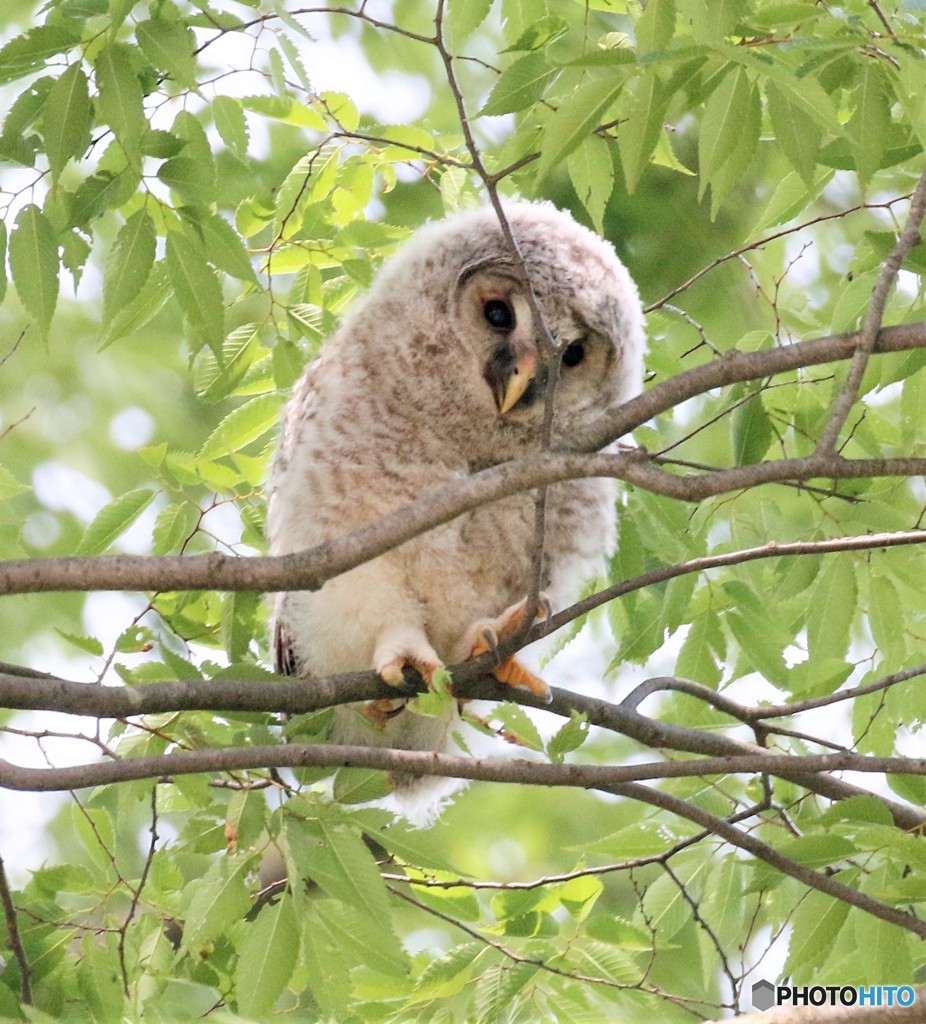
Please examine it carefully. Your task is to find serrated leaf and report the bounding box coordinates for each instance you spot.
[699,65,750,187]
[636,0,676,50]
[235,895,299,1018]
[100,260,171,349]
[55,630,104,656]
[777,834,855,868]
[152,501,200,554]
[157,156,215,206]
[806,557,856,662]
[731,392,773,465]
[767,80,821,187]
[504,16,569,52]
[94,43,145,153]
[310,820,392,928]
[0,26,78,83]
[445,0,494,48]
[492,703,544,752]
[479,51,559,116]
[676,614,722,686]
[198,393,283,459]
[43,63,90,179]
[166,226,225,352]
[0,221,6,303]
[301,904,350,1018]
[618,72,671,193]
[0,461,27,500]
[183,857,253,948]
[74,488,155,556]
[849,60,890,185]
[535,76,621,182]
[786,888,848,974]
[201,213,258,284]
[102,209,156,331]
[868,574,906,659]
[9,204,59,339]
[78,934,125,1023]
[137,18,196,87]
[213,95,249,156]
[546,712,589,764]
[333,767,392,804]
[568,134,613,232]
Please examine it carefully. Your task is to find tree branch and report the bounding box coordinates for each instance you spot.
[1,740,922,937]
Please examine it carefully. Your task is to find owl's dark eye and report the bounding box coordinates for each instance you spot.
[562,341,586,368]
[483,299,515,331]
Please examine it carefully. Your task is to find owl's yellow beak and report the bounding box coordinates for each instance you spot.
[497,350,538,415]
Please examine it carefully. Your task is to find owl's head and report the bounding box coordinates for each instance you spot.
[346,202,645,457]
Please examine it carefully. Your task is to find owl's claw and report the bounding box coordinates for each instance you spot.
[467,596,552,703]
[378,655,442,689]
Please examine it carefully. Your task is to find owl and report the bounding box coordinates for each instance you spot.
[268,202,645,800]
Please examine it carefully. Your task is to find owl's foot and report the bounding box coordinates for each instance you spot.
[363,697,408,729]
[378,654,442,688]
[467,596,552,703]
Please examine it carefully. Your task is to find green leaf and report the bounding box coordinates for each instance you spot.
[182,856,253,949]
[618,72,671,193]
[94,43,146,154]
[9,204,59,339]
[213,95,249,156]
[445,0,494,48]
[731,391,773,465]
[766,80,821,187]
[157,156,216,206]
[166,226,225,352]
[849,60,890,185]
[546,712,589,764]
[868,573,906,659]
[492,703,544,752]
[698,65,749,188]
[0,461,28,500]
[301,904,350,1018]
[636,0,676,51]
[504,16,569,52]
[676,614,722,686]
[806,557,856,662]
[100,260,171,349]
[535,75,621,182]
[201,213,258,284]
[198,393,284,459]
[235,894,300,1018]
[0,221,7,304]
[42,63,91,180]
[0,26,78,83]
[333,767,392,804]
[152,501,200,554]
[137,18,196,87]
[479,52,559,116]
[568,134,613,231]
[102,209,156,331]
[783,888,850,976]
[77,934,125,1023]
[309,819,393,928]
[74,488,155,555]
[776,834,856,868]
[55,630,104,656]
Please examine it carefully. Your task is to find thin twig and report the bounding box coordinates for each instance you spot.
[0,851,31,1004]
[816,169,926,452]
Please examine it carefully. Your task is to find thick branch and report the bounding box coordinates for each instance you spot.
[2,669,923,830]
[1,323,926,598]
[1,742,922,938]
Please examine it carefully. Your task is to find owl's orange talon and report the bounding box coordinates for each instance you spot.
[379,655,442,689]
[492,656,551,703]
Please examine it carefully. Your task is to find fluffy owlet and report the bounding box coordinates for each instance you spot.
[268,202,645,799]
